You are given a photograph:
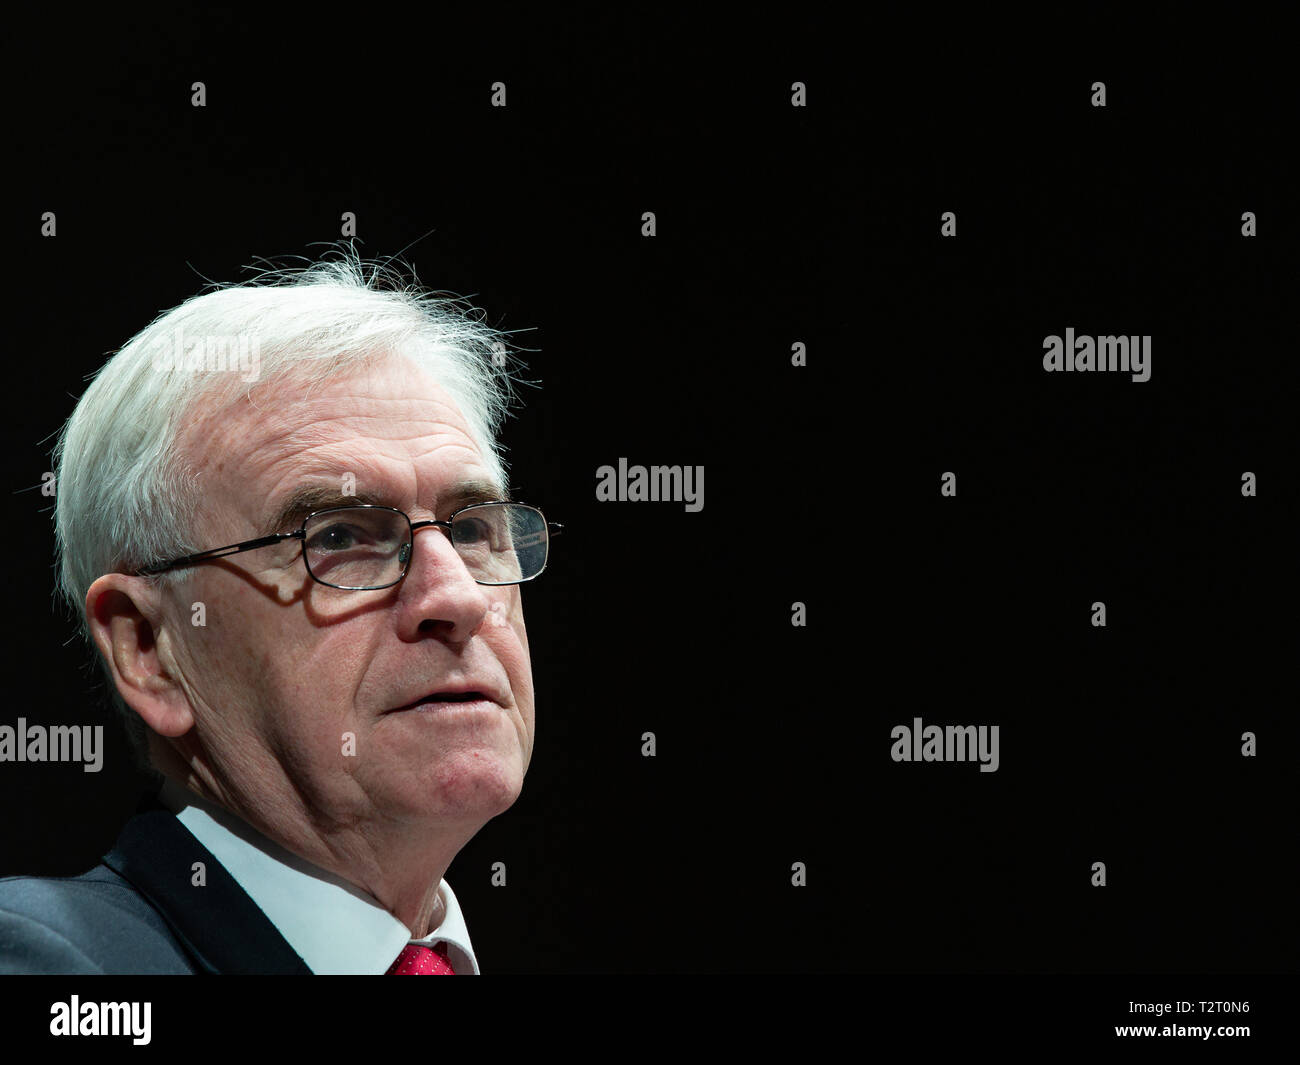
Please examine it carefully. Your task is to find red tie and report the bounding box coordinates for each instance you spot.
[386,942,456,975]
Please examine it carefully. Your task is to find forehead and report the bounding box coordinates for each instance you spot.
[177,355,498,526]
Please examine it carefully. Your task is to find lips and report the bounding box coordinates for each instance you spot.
[387,685,501,714]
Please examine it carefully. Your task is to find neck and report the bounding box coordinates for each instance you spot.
[157,764,462,938]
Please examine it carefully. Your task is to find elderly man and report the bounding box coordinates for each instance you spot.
[0,253,558,974]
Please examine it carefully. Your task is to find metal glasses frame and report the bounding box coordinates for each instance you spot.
[133,502,563,589]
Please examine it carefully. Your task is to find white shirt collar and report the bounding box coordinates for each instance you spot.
[156,777,480,975]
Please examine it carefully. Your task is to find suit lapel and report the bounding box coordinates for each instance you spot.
[102,791,313,974]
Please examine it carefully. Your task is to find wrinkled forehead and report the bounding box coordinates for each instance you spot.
[173,355,494,534]
[179,353,474,453]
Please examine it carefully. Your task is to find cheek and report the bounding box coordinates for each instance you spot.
[179,582,274,700]
[511,607,531,661]
[488,596,533,694]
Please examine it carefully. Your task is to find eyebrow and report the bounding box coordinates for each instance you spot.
[263,478,509,533]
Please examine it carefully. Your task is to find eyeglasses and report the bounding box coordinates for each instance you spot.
[135,502,563,589]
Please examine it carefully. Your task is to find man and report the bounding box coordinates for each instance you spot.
[0,252,558,974]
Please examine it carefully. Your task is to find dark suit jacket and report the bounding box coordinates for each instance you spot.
[0,790,312,974]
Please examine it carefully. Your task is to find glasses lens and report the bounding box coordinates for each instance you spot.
[303,508,408,589]
[451,504,548,585]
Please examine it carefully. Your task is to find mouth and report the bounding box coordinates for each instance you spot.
[387,690,497,714]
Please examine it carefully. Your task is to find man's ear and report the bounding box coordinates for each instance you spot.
[85,574,195,739]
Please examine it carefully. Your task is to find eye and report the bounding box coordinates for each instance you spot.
[307,522,374,552]
[452,517,491,545]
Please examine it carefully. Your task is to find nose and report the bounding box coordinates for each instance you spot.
[397,521,492,640]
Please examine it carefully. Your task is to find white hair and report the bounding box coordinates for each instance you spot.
[52,247,531,771]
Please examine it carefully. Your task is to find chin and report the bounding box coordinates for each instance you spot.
[413,752,524,820]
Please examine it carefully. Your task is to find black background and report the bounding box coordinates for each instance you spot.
[4,5,1296,997]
